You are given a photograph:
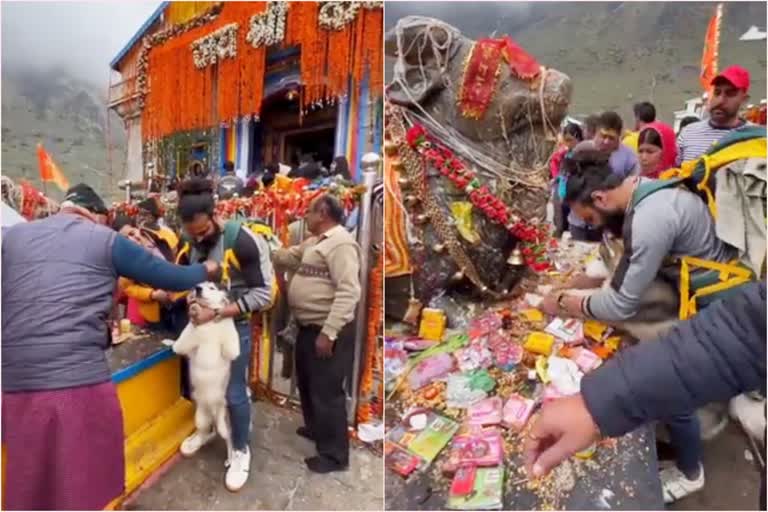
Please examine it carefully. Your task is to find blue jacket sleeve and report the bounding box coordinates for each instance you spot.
[582,281,766,437]
[112,235,207,291]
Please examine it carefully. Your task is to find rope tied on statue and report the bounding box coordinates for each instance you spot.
[389,17,555,192]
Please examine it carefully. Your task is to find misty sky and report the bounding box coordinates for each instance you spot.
[2,1,160,85]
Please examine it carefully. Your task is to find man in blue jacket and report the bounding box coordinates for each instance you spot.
[525,281,766,508]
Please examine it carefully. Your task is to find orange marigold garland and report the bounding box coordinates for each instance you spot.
[327,24,353,98]
[356,252,383,425]
[139,2,382,139]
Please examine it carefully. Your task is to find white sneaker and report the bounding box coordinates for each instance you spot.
[180,430,216,457]
[225,446,251,492]
[661,464,705,503]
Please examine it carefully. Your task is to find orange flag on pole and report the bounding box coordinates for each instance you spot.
[700,4,723,95]
[37,143,70,191]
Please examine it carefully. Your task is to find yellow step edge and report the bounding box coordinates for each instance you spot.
[122,397,196,500]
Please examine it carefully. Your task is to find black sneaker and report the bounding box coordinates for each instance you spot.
[305,456,348,474]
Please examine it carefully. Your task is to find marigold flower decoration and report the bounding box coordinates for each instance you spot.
[405,123,553,272]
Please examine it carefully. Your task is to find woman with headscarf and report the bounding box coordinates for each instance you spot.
[113,216,178,331]
[637,122,678,179]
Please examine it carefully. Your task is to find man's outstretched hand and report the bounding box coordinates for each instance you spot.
[523,394,601,478]
[203,260,220,280]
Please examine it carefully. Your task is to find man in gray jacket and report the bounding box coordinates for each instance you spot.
[540,148,736,501]
[525,281,765,508]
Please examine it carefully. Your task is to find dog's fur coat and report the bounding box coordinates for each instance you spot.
[163,282,240,462]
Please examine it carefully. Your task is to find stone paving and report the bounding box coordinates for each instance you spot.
[125,401,383,511]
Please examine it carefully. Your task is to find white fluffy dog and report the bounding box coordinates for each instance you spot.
[163,282,240,463]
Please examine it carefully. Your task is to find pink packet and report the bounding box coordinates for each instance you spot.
[468,313,502,340]
[570,347,602,373]
[467,397,503,426]
[408,353,454,390]
[502,394,535,431]
[442,428,504,474]
[545,318,584,344]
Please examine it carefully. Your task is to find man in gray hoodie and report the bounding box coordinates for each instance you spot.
[540,149,736,502]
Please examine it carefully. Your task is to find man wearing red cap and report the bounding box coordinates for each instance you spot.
[676,65,752,164]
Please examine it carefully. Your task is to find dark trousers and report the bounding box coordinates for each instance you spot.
[666,412,702,475]
[295,322,355,465]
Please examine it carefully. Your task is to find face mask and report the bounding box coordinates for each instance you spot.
[192,223,220,254]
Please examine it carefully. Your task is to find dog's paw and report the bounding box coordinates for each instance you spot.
[161,338,175,348]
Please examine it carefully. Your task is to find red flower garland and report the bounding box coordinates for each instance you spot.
[406,123,552,272]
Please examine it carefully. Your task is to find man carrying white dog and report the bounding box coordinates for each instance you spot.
[174,178,274,491]
[274,194,361,474]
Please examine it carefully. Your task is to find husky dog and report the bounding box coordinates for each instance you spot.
[163,282,240,464]
[566,236,680,341]
[566,238,766,442]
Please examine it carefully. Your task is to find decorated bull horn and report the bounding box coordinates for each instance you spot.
[432,242,446,253]
[414,213,430,224]
[403,194,419,207]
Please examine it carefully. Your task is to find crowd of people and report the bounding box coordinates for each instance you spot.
[165,153,355,200]
[535,64,766,505]
[2,164,363,508]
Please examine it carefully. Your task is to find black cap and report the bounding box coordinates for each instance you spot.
[64,183,108,215]
[137,197,161,218]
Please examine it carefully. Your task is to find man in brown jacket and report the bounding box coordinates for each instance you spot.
[273,194,361,473]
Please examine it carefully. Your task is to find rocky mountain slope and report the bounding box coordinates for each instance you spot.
[1,65,126,201]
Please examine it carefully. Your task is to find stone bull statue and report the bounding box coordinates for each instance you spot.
[384,17,573,319]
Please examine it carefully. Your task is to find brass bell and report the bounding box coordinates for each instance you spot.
[414,213,429,224]
[507,248,525,266]
[384,142,399,156]
[403,195,419,207]
[397,176,411,188]
[451,270,465,282]
[392,161,405,172]
[432,243,446,253]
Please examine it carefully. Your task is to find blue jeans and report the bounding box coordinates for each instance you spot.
[666,413,702,476]
[228,321,252,451]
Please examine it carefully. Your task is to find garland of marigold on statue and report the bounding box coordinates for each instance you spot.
[406,124,553,272]
[356,251,383,425]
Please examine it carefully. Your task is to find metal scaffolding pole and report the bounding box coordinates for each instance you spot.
[348,153,381,423]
